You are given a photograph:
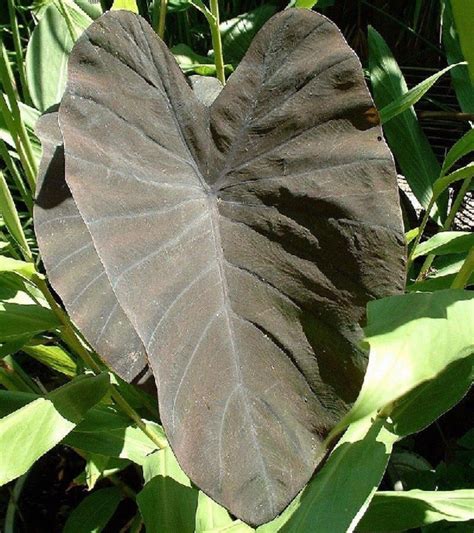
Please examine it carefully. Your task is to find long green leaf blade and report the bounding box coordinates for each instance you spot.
[0,373,109,485]
[379,63,464,125]
[358,489,474,531]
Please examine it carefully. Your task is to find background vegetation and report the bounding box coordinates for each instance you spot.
[0,0,473,531]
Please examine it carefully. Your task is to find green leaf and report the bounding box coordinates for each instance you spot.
[0,353,40,392]
[0,170,31,259]
[141,449,252,531]
[171,44,217,75]
[143,446,190,485]
[23,343,78,377]
[0,274,60,341]
[407,270,474,292]
[87,454,129,490]
[412,232,474,260]
[0,98,40,153]
[379,63,464,125]
[358,489,474,531]
[442,0,474,112]
[368,26,441,211]
[0,336,30,359]
[389,354,474,436]
[441,128,474,177]
[405,227,420,245]
[165,0,192,13]
[294,0,335,8]
[63,487,122,533]
[220,5,277,64]
[111,0,139,13]
[342,290,474,427]
[0,373,109,485]
[138,447,200,533]
[451,1,474,83]
[25,3,91,112]
[258,416,398,533]
[74,452,129,490]
[195,491,237,532]
[83,453,111,490]
[0,389,160,466]
[0,256,36,279]
[74,0,103,20]
[433,163,474,197]
[0,390,36,417]
[412,246,470,296]
[64,407,161,465]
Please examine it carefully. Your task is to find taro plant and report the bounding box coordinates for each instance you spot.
[0,1,473,532]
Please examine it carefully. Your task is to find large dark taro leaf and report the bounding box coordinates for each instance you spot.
[34,111,151,384]
[57,8,405,525]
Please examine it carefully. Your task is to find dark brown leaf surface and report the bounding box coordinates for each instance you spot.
[34,112,150,384]
[56,9,405,525]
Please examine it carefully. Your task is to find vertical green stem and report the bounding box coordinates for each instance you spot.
[157,0,168,39]
[451,246,474,289]
[209,0,225,85]
[0,140,32,214]
[0,46,37,189]
[0,94,36,191]
[7,0,31,105]
[0,169,32,261]
[407,196,435,270]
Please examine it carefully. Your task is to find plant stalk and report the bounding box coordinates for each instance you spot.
[157,0,168,39]
[0,52,37,190]
[0,140,33,214]
[451,246,474,289]
[407,196,435,270]
[7,0,31,105]
[209,0,226,85]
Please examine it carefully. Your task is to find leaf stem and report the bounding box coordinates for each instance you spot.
[0,47,37,190]
[407,196,435,270]
[7,0,31,105]
[157,0,168,39]
[451,246,474,289]
[0,140,33,214]
[209,0,225,85]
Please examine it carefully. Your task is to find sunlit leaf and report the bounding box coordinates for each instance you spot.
[258,416,398,533]
[137,452,198,533]
[25,3,91,112]
[220,5,276,64]
[0,373,109,485]
[358,489,474,531]
[111,0,139,14]
[412,231,474,260]
[342,290,474,428]
[0,272,59,342]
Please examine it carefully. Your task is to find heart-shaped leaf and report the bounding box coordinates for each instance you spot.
[44,8,405,525]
